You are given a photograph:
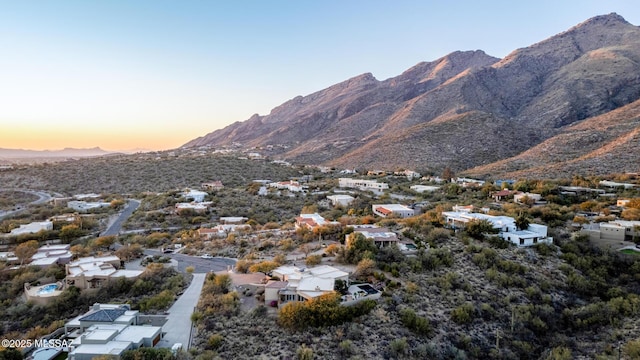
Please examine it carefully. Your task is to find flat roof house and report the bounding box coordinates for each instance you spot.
[327,194,355,207]
[66,256,143,290]
[372,204,415,218]
[272,265,349,306]
[65,304,163,360]
[442,210,552,247]
[347,225,399,248]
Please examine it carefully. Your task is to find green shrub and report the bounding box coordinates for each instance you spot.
[451,302,475,324]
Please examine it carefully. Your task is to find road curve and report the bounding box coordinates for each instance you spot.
[101,199,140,236]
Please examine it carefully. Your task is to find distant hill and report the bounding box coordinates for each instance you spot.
[0,147,113,159]
[183,13,640,178]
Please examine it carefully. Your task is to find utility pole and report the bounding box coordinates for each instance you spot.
[496,329,501,351]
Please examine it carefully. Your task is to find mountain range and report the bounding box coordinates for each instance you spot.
[183,13,640,178]
[0,147,112,159]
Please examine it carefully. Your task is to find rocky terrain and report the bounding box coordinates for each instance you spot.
[184,13,640,177]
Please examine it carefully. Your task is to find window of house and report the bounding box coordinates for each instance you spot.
[519,238,524,245]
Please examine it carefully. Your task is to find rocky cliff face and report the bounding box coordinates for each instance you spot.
[183,13,640,177]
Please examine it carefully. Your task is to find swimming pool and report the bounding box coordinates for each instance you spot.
[37,284,59,295]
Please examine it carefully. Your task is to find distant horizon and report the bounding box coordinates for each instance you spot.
[1,1,639,151]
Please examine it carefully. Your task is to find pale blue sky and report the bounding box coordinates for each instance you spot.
[0,1,638,150]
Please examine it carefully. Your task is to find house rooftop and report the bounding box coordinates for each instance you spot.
[79,309,127,322]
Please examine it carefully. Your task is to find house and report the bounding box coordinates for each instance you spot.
[394,170,421,180]
[219,217,248,224]
[338,178,389,193]
[201,181,224,191]
[494,179,516,187]
[327,194,355,207]
[341,284,382,305]
[514,192,543,204]
[295,213,339,230]
[65,304,164,360]
[175,202,211,214]
[372,204,414,218]
[455,177,486,187]
[347,225,399,248]
[183,189,208,202]
[600,180,636,189]
[442,210,552,247]
[9,221,53,235]
[50,214,78,223]
[581,220,640,242]
[410,185,440,193]
[68,201,111,213]
[491,189,517,202]
[558,186,605,196]
[65,256,143,290]
[367,170,386,176]
[617,199,631,208]
[197,224,251,239]
[271,265,349,306]
[30,244,73,267]
[269,180,304,192]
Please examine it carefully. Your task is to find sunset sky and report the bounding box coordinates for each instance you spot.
[1,1,639,151]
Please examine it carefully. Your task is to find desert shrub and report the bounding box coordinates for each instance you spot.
[207,334,224,350]
[388,338,409,358]
[400,308,432,336]
[296,344,313,360]
[121,348,173,360]
[417,248,453,271]
[248,260,279,274]
[545,346,572,360]
[338,340,354,358]
[624,339,640,359]
[278,293,375,330]
[305,255,322,266]
[234,259,254,274]
[451,303,475,324]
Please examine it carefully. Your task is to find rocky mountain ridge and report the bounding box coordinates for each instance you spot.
[184,13,640,177]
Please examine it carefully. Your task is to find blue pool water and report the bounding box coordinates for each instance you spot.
[37,284,58,295]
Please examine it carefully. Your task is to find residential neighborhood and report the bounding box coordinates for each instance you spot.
[0,157,639,359]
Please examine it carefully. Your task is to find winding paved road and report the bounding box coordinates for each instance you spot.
[101,199,140,236]
[0,189,52,220]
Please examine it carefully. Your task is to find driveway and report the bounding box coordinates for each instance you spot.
[156,272,206,350]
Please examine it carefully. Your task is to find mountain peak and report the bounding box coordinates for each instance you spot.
[182,14,640,178]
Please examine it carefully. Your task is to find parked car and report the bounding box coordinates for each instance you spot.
[201,254,213,259]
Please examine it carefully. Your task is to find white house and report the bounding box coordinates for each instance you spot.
[295,213,339,230]
[201,181,224,191]
[347,225,399,248]
[175,202,211,214]
[455,177,486,187]
[9,221,53,235]
[410,185,440,193]
[327,194,355,207]
[65,256,143,290]
[65,304,163,360]
[183,189,208,203]
[68,201,111,213]
[269,180,304,192]
[272,265,349,306]
[338,178,389,193]
[442,211,552,247]
[197,224,251,239]
[600,180,636,189]
[31,244,73,267]
[514,192,542,204]
[372,204,415,218]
